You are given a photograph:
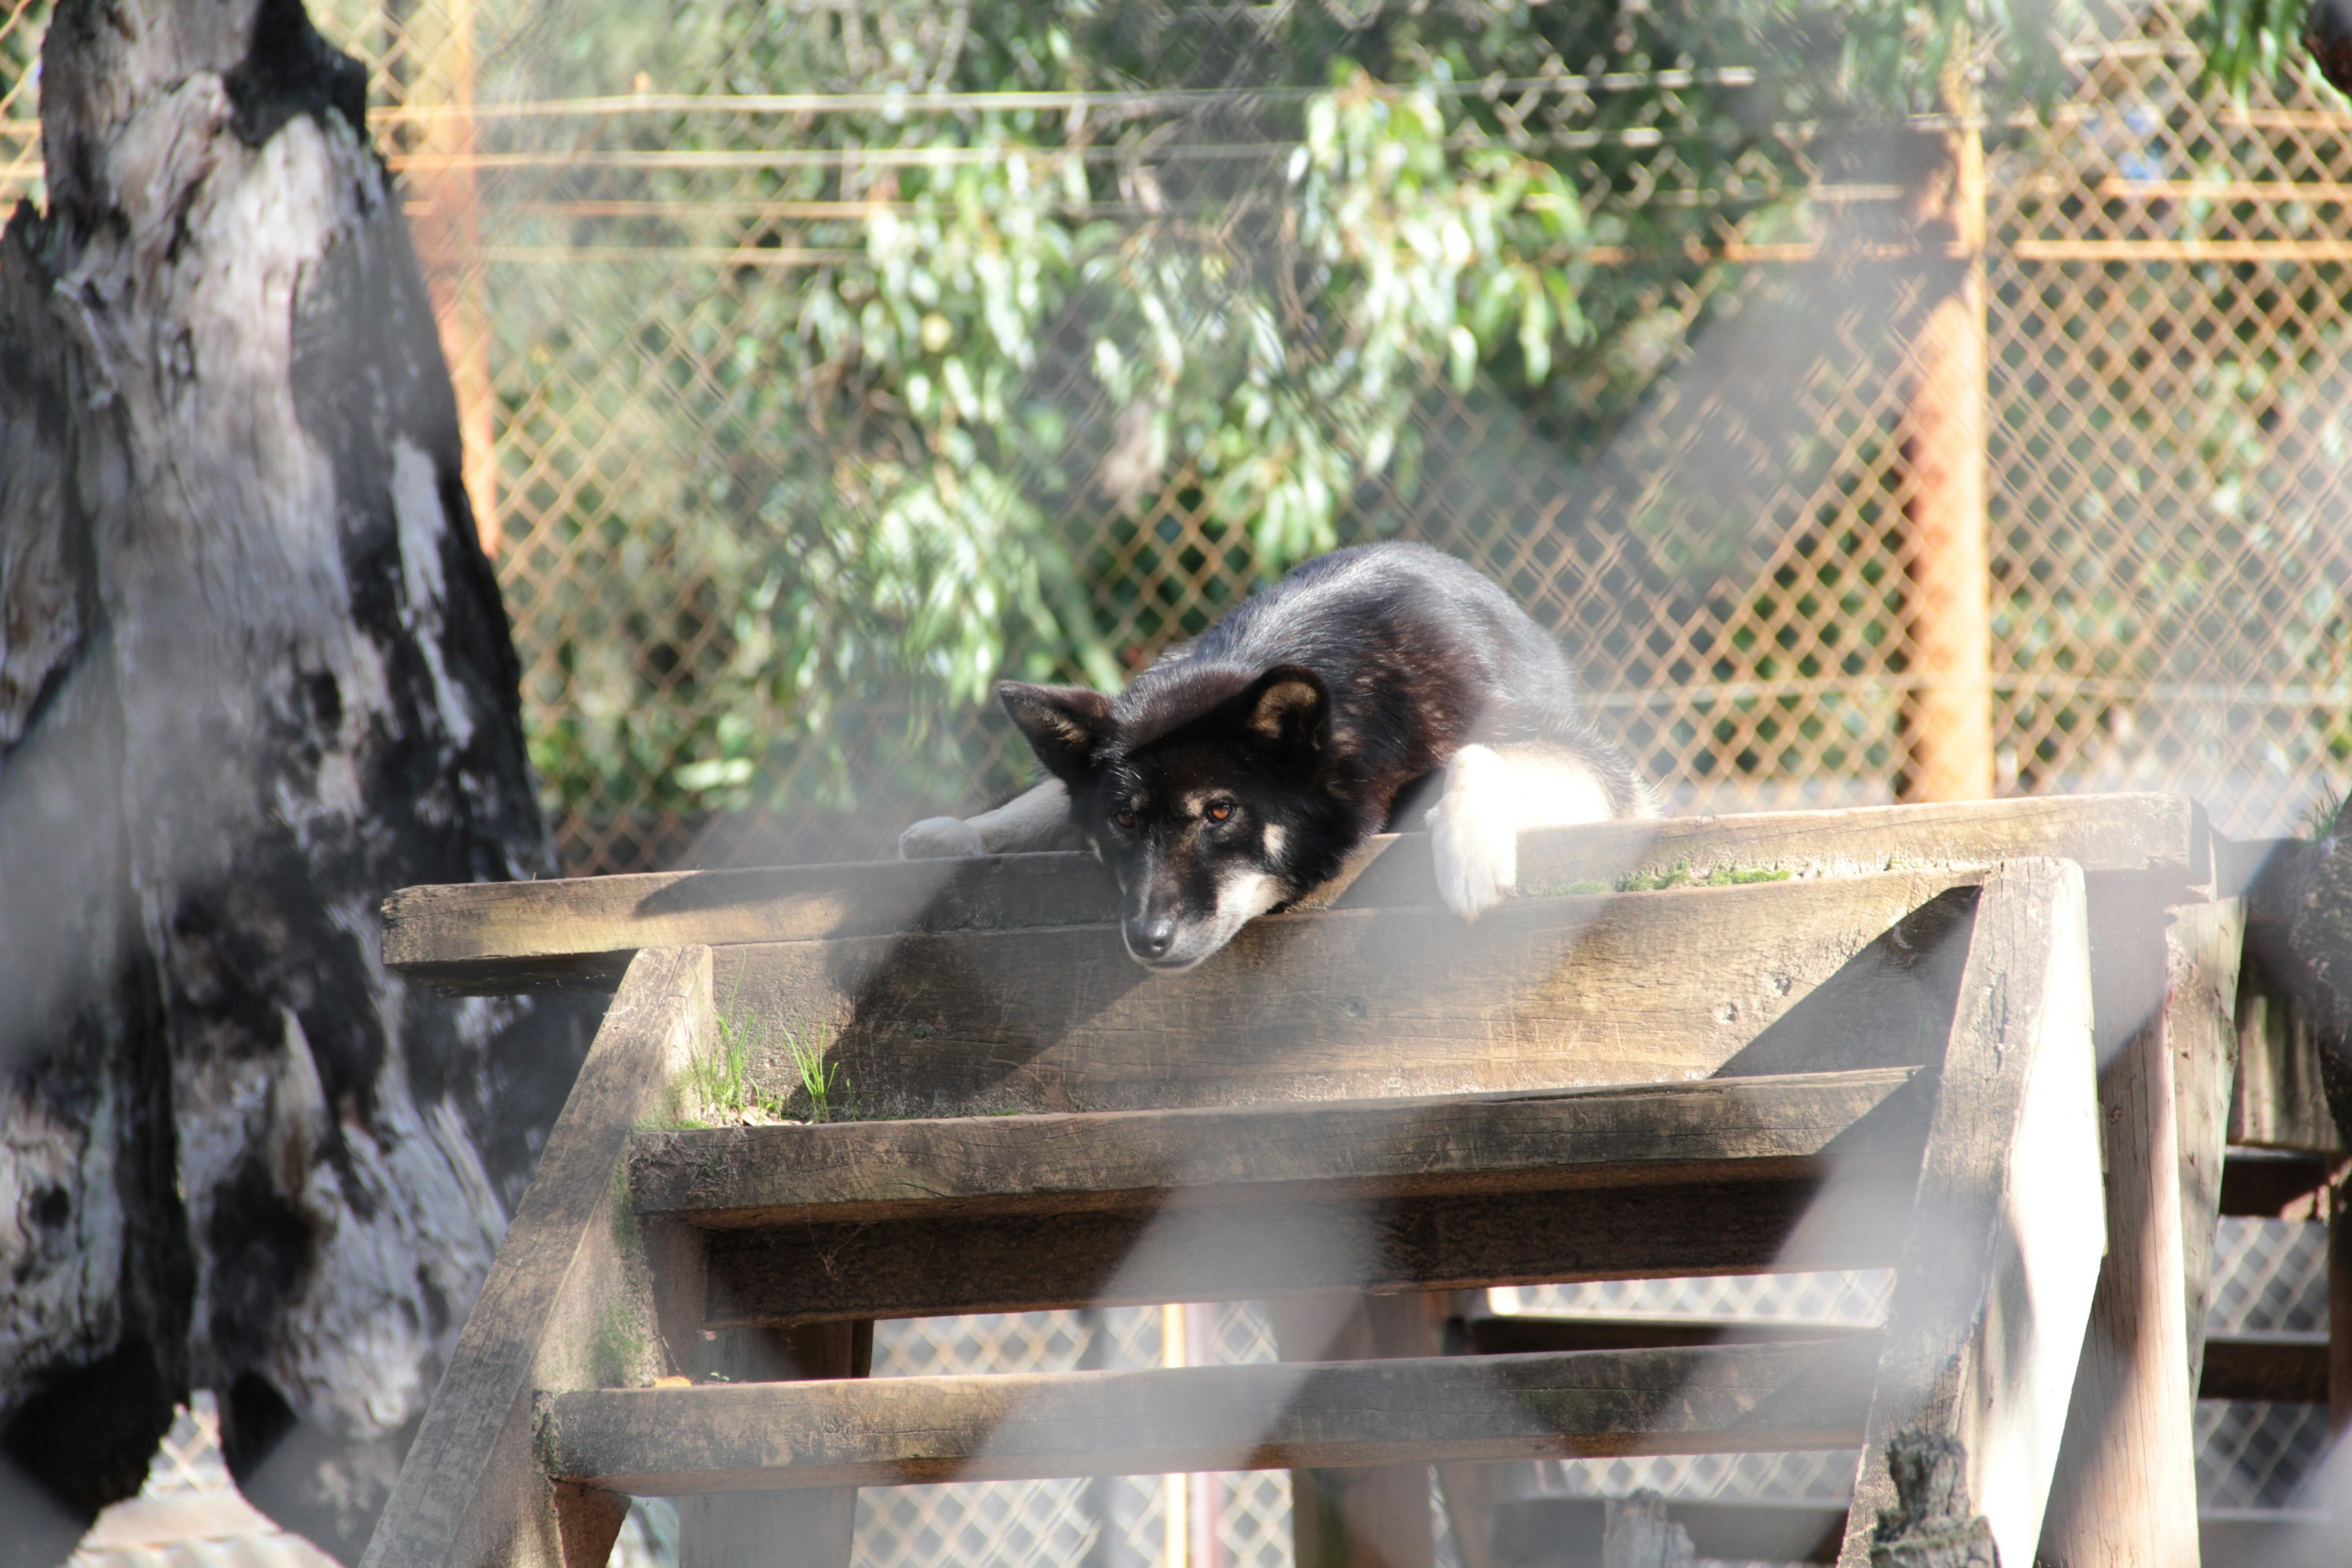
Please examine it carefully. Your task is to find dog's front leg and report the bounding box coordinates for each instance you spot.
[1425,744,1619,919]
[899,778,1072,859]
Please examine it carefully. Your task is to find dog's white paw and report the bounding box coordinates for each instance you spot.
[898,816,986,859]
[1426,745,1518,921]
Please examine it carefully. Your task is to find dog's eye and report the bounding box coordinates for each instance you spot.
[1205,801,1234,823]
[1113,809,1138,831]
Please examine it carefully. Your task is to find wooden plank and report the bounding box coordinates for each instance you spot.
[2332,1170,2352,1439]
[1350,792,2201,908]
[2167,899,2245,1395]
[384,794,2199,995]
[1463,1317,1880,1355]
[715,872,1978,1117]
[383,853,1119,995]
[2197,1334,2329,1403]
[2037,887,2203,1566]
[696,1175,1914,1325]
[628,1068,1923,1226]
[360,946,713,1568]
[1837,859,2104,1568]
[533,1341,1879,1494]
[2229,957,2348,1153]
[1491,1495,1845,1567]
[2218,1150,2338,1215]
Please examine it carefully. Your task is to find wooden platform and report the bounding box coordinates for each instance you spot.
[355,794,2294,1568]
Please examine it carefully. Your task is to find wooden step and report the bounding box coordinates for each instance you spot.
[1459,1315,1880,1356]
[631,1068,1926,1227]
[695,1177,1909,1324]
[641,1070,1926,1324]
[533,1340,1879,1495]
[699,872,1985,1117]
[385,793,2203,995]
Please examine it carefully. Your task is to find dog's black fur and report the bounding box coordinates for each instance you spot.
[986,543,1647,969]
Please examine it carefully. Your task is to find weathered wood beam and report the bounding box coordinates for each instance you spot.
[533,1341,1879,1494]
[715,873,1979,1117]
[1838,859,2103,1568]
[2038,890,2215,1566]
[1461,1317,1881,1356]
[1490,1495,1845,1567]
[697,1176,1910,1325]
[383,794,2201,995]
[629,1068,1923,1227]
[2218,1149,2340,1215]
[360,947,712,1568]
[2197,1333,2329,1403]
[1269,1292,1444,1568]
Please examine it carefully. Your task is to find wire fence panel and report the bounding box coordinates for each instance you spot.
[4,1,2346,871]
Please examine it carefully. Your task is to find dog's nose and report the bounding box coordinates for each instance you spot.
[1129,916,1176,960]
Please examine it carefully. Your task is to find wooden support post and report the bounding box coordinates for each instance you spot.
[1868,1430,1997,1568]
[360,946,714,1568]
[676,1323,873,1568]
[1839,860,2103,1568]
[1270,1293,1441,1568]
[2166,900,2244,1394]
[407,0,500,553]
[1896,72,1992,805]
[2037,888,2228,1566]
[2334,1169,2352,1439]
[1600,1491,1694,1568]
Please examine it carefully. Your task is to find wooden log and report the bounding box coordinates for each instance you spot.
[382,794,2203,996]
[714,873,1980,1117]
[2037,889,2203,1566]
[1838,860,2103,1568]
[359,948,712,1568]
[533,1341,1879,1494]
[629,1068,1923,1226]
[696,1176,1905,1326]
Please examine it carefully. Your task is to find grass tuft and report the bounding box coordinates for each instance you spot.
[2307,780,2345,842]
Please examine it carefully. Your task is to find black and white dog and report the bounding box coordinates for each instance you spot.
[900,542,1654,969]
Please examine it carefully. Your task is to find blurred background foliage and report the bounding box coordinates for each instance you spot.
[6,0,2349,875]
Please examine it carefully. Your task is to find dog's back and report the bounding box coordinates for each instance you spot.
[902,541,1651,958]
[1123,541,1642,827]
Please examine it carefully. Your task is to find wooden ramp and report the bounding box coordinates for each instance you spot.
[359,794,2244,1568]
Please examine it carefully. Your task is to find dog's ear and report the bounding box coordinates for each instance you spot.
[1237,665,1328,756]
[998,682,1115,783]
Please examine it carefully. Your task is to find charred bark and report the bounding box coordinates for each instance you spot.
[0,1,584,1560]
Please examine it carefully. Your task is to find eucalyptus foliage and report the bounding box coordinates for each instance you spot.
[481,0,2097,824]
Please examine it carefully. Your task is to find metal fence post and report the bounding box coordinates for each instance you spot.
[1897,74,1994,804]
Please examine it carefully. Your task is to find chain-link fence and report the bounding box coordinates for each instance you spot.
[10,0,2340,876]
[7,1,2350,1563]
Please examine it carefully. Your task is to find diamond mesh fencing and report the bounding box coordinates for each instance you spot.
[6,0,2350,1562]
[9,0,2337,875]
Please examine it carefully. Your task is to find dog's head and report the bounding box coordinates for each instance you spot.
[999,665,1336,971]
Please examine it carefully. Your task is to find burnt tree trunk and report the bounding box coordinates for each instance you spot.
[0,1,581,1561]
